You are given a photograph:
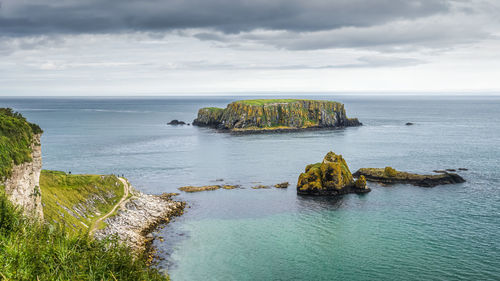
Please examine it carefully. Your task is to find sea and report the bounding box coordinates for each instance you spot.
[1,95,499,281]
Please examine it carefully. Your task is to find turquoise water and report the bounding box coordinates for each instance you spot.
[2,96,499,280]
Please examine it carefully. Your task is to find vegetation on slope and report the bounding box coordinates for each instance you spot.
[0,108,43,181]
[40,170,124,234]
[0,193,168,280]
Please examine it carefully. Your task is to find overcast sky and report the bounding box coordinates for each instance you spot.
[1,0,499,96]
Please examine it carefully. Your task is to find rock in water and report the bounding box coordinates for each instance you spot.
[353,167,466,187]
[167,119,186,125]
[274,182,289,188]
[192,99,361,133]
[297,151,370,196]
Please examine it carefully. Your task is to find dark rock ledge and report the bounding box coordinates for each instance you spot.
[353,167,465,187]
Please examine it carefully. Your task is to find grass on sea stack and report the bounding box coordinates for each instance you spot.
[234,99,303,106]
[234,99,341,106]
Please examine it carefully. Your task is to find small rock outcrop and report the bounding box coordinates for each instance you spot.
[193,99,361,133]
[178,185,240,192]
[274,182,289,188]
[167,119,186,125]
[297,151,370,196]
[353,167,466,187]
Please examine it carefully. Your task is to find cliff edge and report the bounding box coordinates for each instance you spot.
[193,99,361,132]
[0,108,43,219]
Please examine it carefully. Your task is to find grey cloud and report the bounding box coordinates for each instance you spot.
[156,55,425,71]
[0,0,450,36]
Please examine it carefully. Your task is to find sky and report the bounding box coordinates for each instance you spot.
[1,0,500,96]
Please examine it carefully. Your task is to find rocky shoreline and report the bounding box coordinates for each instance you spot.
[94,188,185,254]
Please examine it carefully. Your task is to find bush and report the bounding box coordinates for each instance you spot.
[384,166,398,177]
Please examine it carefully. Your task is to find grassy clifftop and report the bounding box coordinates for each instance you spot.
[193,99,361,132]
[40,170,125,234]
[0,193,168,280]
[0,108,42,181]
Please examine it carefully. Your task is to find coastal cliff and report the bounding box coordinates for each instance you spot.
[297,151,370,196]
[0,108,44,219]
[3,134,43,219]
[193,99,361,132]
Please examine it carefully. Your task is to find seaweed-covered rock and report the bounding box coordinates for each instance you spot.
[297,151,370,196]
[193,99,361,133]
[353,167,466,187]
[274,182,289,188]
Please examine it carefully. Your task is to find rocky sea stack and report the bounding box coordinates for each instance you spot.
[193,99,361,133]
[297,151,370,196]
[353,167,466,187]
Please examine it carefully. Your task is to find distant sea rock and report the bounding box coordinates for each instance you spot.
[297,151,370,196]
[167,119,186,125]
[353,167,465,187]
[192,99,361,133]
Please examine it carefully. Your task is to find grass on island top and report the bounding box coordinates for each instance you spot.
[233,99,340,106]
[40,170,124,235]
[0,108,43,181]
[0,193,169,280]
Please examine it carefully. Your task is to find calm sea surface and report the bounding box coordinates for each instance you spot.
[1,95,499,281]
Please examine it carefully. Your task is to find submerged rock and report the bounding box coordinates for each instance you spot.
[274,182,289,188]
[178,184,240,192]
[167,119,186,125]
[297,151,370,196]
[353,167,466,187]
[193,99,361,133]
[252,185,271,189]
[179,185,220,192]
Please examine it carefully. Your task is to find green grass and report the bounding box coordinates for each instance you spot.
[40,170,124,235]
[0,193,168,280]
[204,107,224,112]
[233,99,340,106]
[0,108,43,181]
[234,99,301,106]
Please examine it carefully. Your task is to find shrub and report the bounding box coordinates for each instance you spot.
[384,166,398,177]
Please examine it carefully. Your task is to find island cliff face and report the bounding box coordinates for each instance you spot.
[2,134,43,219]
[193,99,361,132]
[297,151,370,196]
